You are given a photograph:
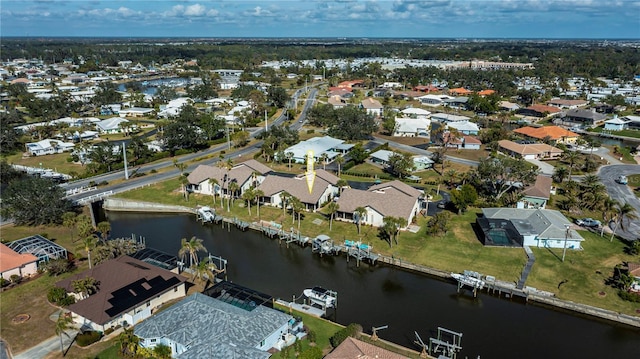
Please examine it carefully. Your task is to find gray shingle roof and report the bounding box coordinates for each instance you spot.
[337,185,419,219]
[482,208,583,241]
[257,173,333,205]
[134,292,292,359]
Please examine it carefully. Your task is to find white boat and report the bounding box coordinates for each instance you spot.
[303,286,336,308]
[451,273,485,289]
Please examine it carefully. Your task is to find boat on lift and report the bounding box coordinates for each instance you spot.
[451,272,485,289]
[303,286,337,308]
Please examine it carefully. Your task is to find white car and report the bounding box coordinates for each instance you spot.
[575,218,601,228]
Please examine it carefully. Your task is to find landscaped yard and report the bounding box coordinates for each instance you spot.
[3,152,86,175]
[588,126,640,140]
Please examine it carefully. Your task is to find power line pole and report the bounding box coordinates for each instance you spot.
[122,142,129,180]
[562,224,570,262]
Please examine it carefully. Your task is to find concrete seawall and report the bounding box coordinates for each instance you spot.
[104,199,640,329]
[103,198,196,214]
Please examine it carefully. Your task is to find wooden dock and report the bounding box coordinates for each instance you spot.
[275,299,328,318]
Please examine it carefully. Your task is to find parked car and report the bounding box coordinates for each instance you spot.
[616,175,628,185]
[437,201,450,209]
[575,218,601,228]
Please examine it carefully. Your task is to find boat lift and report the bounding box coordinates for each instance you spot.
[415,327,463,359]
[370,325,388,341]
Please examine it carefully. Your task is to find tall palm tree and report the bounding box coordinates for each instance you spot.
[78,235,97,269]
[354,207,367,234]
[254,189,264,218]
[178,236,206,267]
[228,180,240,210]
[336,179,349,193]
[335,155,345,176]
[610,202,638,242]
[279,191,291,217]
[326,201,339,231]
[242,187,255,216]
[563,151,581,179]
[209,178,220,207]
[553,166,569,184]
[76,214,94,240]
[600,198,619,237]
[190,257,219,289]
[291,197,305,229]
[55,312,74,355]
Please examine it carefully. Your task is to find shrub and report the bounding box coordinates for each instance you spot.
[150,169,157,174]
[104,327,114,335]
[0,277,7,288]
[618,290,640,303]
[47,286,76,306]
[76,331,102,347]
[10,274,21,284]
[329,323,362,348]
[306,329,317,343]
[42,258,75,276]
[306,129,315,134]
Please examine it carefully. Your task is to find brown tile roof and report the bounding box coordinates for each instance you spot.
[498,140,563,156]
[523,175,553,199]
[525,104,562,114]
[0,243,38,272]
[361,97,383,109]
[57,256,186,325]
[464,135,482,145]
[325,337,409,359]
[369,180,423,198]
[547,99,588,107]
[513,126,579,141]
[257,174,332,205]
[328,95,348,106]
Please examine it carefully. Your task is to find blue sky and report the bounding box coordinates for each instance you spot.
[1,1,639,38]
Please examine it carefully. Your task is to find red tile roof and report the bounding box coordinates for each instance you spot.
[449,87,473,95]
[525,104,562,114]
[0,243,38,272]
[514,126,579,140]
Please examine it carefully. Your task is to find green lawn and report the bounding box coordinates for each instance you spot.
[589,126,640,139]
[3,152,86,175]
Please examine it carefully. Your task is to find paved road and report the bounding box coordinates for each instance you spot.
[598,164,640,241]
[12,330,76,359]
[66,88,318,203]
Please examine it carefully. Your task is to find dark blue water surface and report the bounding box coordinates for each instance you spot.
[108,212,640,358]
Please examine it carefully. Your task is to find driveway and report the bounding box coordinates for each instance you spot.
[526,158,555,175]
[598,164,640,241]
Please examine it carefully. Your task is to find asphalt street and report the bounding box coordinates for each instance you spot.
[598,164,640,240]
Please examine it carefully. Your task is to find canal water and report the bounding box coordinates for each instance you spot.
[107,212,640,358]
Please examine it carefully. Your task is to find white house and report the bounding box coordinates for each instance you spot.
[187,159,272,198]
[446,120,479,135]
[95,117,131,134]
[281,136,346,163]
[400,108,431,119]
[258,170,340,212]
[413,156,434,171]
[393,117,431,137]
[604,117,630,131]
[135,286,304,358]
[119,107,154,118]
[369,149,395,165]
[478,208,584,249]
[157,97,193,118]
[25,139,75,156]
[431,113,471,123]
[360,98,383,117]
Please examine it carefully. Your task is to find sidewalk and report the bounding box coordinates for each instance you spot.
[12,329,76,359]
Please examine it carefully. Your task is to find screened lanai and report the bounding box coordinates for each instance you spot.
[7,235,68,264]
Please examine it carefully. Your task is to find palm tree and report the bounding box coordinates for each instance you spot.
[209,178,220,207]
[153,344,172,359]
[228,180,240,210]
[190,257,220,289]
[335,155,345,176]
[254,189,264,218]
[336,179,349,193]
[78,235,97,269]
[96,221,111,242]
[600,198,619,237]
[242,187,255,216]
[72,277,99,299]
[354,206,367,234]
[117,328,139,357]
[76,214,94,240]
[553,166,569,184]
[610,202,638,242]
[320,153,329,170]
[174,159,189,199]
[55,312,74,355]
[563,151,581,178]
[279,191,291,217]
[178,236,206,267]
[291,197,305,229]
[61,212,78,242]
[326,201,339,231]
[286,151,294,170]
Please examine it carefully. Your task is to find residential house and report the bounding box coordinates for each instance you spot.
[413,156,434,170]
[448,87,473,96]
[447,135,482,150]
[557,108,607,129]
[418,94,452,107]
[604,117,631,131]
[443,96,469,110]
[477,89,496,97]
[6,235,68,264]
[393,117,431,137]
[517,104,562,118]
[513,126,580,145]
[518,175,553,209]
[135,283,304,359]
[118,107,154,118]
[325,337,409,359]
[446,120,479,135]
[335,180,422,228]
[499,101,521,111]
[413,85,439,93]
[369,149,395,165]
[187,159,272,198]
[622,115,640,130]
[399,108,431,119]
[477,208,584,249]
[95,117,131,134]
[360,98,383,117]
[56,255,187,332]
[328,95,348,109]
[0,243,38,281]
[498,140,563,160]
[258,169,339,211]
[281,136,348,163]
[25,138,75,156]
[327,88,354,98]
[547,98,588,110]
[430,113,471,123]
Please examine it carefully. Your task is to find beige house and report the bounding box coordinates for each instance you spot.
[335,180,422,228]
[187,159,272,198]
[56,256,187,332]
[258,169,340,212]
[0,243,38,281]
[498,140,563,160]
[360,97,383,117]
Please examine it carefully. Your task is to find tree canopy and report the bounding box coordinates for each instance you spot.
[1,176,72,225]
